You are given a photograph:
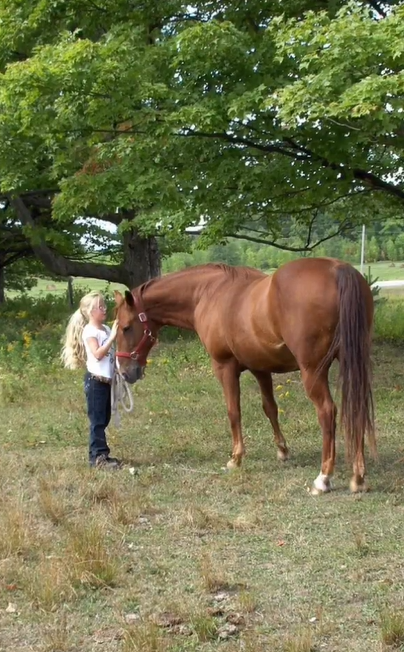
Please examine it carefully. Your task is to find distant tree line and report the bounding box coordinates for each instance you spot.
[163,223,404,273]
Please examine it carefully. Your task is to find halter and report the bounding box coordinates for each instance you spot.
[115,293,156,365]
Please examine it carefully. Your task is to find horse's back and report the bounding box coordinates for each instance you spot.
[194,258,372,372]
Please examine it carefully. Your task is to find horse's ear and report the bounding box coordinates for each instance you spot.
[114,290,123,306]
[125,290,135,308]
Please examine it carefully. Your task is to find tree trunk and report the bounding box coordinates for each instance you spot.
[122,227,161,288]
[0,265,5,303]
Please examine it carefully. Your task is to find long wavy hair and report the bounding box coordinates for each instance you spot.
[61,291,104,369]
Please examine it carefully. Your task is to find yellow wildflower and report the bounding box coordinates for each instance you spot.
[276,384,283,391]
[17,311,28,319]
[22,331,32,348]
[285,391,290,398]
[7,343,15,352]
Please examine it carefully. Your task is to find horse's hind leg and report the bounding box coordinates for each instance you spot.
[300,367,337,495]
[251,370,289,461]
[212,359,245,469]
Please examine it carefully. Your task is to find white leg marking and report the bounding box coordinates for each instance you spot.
[310,473,331,495]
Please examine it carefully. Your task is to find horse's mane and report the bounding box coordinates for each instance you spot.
[201,262,264,281]
[137,263,264,296]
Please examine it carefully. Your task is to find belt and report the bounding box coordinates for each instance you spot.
[90,374,112,385]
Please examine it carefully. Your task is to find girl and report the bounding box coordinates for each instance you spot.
[61,291,120,469]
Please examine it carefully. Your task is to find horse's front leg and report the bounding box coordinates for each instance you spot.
[212,359,244,469]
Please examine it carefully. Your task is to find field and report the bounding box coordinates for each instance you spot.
[1,291,404,652]
[7,261,404,301]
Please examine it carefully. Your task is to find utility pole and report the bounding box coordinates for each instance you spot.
[360,224,366,275]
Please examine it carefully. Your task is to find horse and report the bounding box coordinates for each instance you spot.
[113,257,375,495]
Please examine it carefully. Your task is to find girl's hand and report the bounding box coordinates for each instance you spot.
[110,320,118,341]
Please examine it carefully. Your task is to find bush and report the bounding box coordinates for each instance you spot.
[0,291,195,375]
[0,290,96,372]
[373,299,404,343]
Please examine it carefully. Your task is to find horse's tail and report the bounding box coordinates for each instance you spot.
[320,264,376,461]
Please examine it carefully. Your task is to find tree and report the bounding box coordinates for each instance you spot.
[0,0,403,275]
[0,0,163,293]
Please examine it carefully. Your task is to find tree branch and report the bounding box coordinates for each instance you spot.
[178,128,404,205]
[282,136,404,202]
[227,220,354,252]
[352,168,404,200]
[305,211,318,249]
[11,196,124,283]
[181,130,305,160]
[0,249,32,269]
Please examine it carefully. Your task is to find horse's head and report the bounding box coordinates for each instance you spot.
[114,290,156,384]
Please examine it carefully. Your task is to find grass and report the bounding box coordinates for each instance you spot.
[359,261,404,281]
[380,610,404,648]
[1,295,404,650]
[6,276,127,299]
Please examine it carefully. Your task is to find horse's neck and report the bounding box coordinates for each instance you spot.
[142,272,205,330]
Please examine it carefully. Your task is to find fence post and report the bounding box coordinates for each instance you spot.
[67,276,74,307]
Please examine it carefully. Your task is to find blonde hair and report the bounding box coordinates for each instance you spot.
[61,291,105,369]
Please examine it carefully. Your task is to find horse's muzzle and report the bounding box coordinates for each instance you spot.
[121,363,145,385]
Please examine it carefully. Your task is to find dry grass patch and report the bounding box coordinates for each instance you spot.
[41,612,72,652]
[24,555,75,612]
[179,504,233,532]
[352,528,370,558]
[380,610,404,648]
[38,478,71,526]
[232,508,265,531]
[0,496,39,558]
[237,590,259,614]
[82,476,156,525]
[199,552,232,593]
[84,476,120,504]
[122,621,169,652]
[64,519,123,589]
[284,628,315,652]
[108,490,157,526]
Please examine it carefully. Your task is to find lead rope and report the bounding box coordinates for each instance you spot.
[111,370,134,428]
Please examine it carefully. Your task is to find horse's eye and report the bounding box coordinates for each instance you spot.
[123,325,131,334]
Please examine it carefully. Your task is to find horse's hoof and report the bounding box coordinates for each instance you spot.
[226,458,239,471]
[309,485,330,496]
[350,478,369,494]
[309,474,332,496]
[277,449,289,462]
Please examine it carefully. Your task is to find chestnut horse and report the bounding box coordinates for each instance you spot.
[114,258,375,494]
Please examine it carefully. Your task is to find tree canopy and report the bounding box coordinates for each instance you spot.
[0,0,403,293]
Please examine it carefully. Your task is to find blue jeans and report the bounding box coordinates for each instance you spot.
[84,372,111,463]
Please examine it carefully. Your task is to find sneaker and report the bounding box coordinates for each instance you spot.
[90,454,122,470]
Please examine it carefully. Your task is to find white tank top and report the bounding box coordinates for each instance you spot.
[82,324,115,379]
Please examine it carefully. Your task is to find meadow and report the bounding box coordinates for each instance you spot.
[7,260,404,301]
[1,282,404,652]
